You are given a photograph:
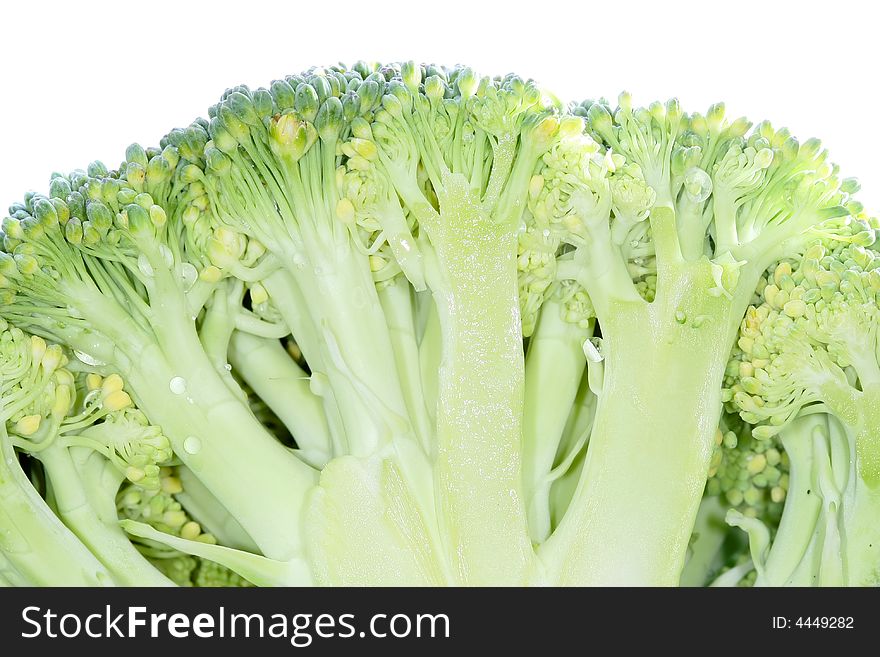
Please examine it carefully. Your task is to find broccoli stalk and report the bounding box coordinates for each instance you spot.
[522,296,591,542]
[344,64,564,583]
[0,425,114,586]
[228,330,332,467]
[536,98,854,584]
[0,175,317,564]
[2,62,874,588]
[0,325,115,585]
[200,78,417,461]
[724,236,880,585]
[543,268,739,584]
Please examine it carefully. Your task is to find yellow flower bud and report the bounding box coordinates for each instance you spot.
[103,390,133,411]
[336,198,356,224]
[199,265,222,283]
[15,414,42,436]
[86,373,103,391]
[180,521,202,541]
[250,283,269,305]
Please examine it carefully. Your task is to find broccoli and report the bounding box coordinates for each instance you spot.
[0,61,875,587]
[1,155,316,573]
[721,228,880,585]
[524,97,861,585]
[0,322,116,585]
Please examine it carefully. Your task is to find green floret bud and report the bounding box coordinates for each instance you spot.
[517,221,561,336]
[118,467,222,559]
[316,96,344,141]
[226,91,260,127]
[555,279,595,328]
[268,113,318,161]
[610,165,656,222]
[151,555,198,586]
[49,177,72,201]
[87,161,108,178]
[73,404,173,490]
[146,155,173,187]
[529,128,609,241]
[194,560,253,588]
[295,83,320,121]
[125,144,149,169]
[724,223,880,481]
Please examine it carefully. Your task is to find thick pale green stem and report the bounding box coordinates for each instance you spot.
[176,465,260,553]
[306,453,448,585]
[0,428,113,586]
[0,555,19,585]
[677,201,710,262]
[262,270,323,367]
[843,391,880,585]
[543,266,733,585]
[548,376,595,532]
[120,340,316,564]
[759,416,823,585]
[842,478,880,586]
[39,444,173,586]
[680,495,734,587]
[378,277,433,453]
[199,284,243,397]
[59,252,322,562]
[853,386,880,488]
[283,248,413,457]
[418,300,441,428]
[429,174,533,585]
[820,393,880,586]
[228,330,331,466]
[262,270,347,456]
[522,298,590,543]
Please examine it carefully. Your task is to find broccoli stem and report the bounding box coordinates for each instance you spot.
[306,453,447,585]
[261,270,324,369]
[38,443,174,586]
[198,283,246,398]
[120,519,312,586]
[281,249,415,457]
[102,259,320,562]
[429,174,533,585]
[837,389,880,586]
[522,297,590,543]
[228,330,332,466]
[810,388,880,585]
[544,264,735,585]
[0,550,29,586]
[120,341,317,563]
[547,376,595,531]
[853,385,880,488]
[418,299,441,427]
[175,464,260,553]
[842,472,880,586]
[679,495,732,586]
[377,276,433,453]
[261,270,347,456]
[759,416,823,585]
[0,426,114,586]
[15,286,317,563]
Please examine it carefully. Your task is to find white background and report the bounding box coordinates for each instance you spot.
[1,0,877,213]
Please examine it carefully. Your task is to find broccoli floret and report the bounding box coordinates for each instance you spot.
[0,322,115,585]
[722,227,880,585]
[1,62,875,588]
[1,154,316,565]
[527,94,859,585]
